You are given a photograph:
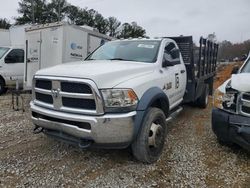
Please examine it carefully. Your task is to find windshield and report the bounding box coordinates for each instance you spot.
[241,58,250,73]
[0,47,9,59]
[86,40,161,63]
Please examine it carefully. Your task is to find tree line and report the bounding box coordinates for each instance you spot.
[0,0,146,38]
[218,40,250,61]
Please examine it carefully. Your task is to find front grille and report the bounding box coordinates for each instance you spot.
[35,79,52,90]
[239,92,250,117]
[33,77,103,115]
[242,93,250,101]
[242,106,250,114]
[61,82,92,94]
[62,97,96,110]
[35,92,53,104]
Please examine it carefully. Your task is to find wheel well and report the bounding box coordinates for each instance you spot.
[150,98,169,116]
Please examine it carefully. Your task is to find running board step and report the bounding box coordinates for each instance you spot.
[166,106,183,123]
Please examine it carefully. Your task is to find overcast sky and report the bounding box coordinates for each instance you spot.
[1,0,250,43]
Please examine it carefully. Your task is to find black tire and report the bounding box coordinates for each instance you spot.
[216,136,234,147]
[132,107,167,163]
[197,84,209,108]
[0,78,7,95]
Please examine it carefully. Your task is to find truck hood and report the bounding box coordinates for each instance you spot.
[231,73,250,92]
[36,60,155,88]
[219,73,250,93]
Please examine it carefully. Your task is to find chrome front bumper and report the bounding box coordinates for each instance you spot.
[30,102,136,145]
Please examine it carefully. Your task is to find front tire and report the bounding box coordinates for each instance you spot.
[132,107,167,163]
[0,78,7,95]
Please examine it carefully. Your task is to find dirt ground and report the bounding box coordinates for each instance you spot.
[0,63,249,187]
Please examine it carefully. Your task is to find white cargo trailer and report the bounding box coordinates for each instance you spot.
[0,29,10,46]
[9,24,30,47]
[24,22,112,89]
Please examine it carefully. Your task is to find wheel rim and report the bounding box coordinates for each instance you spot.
[205,94,208,105]
[148,122,163,149]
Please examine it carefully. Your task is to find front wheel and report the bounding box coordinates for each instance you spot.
[132,108,167,163]
[0,78,7,95]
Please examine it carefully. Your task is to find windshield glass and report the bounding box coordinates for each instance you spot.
[241,58,250,73]
[86,40,161,63]
[0,47,9,59]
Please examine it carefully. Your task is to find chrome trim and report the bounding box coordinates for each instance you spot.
[32,75,104,115]
[35,87,51,95]
[59,92,94,99]
[34,100,54,108]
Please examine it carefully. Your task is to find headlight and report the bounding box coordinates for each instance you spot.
[101,89,138,112]
[213,88,237,112]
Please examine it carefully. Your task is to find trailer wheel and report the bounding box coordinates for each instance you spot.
[0,78,7,95]
[132,107,167,163]
[197,84,209,108]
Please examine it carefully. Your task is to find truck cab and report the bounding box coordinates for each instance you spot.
[212,53,250,151]
[0,46,25,94]
[30,37,218,163]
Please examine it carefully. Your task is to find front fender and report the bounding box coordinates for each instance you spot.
[137,87,169,112]
[133,87,170,140]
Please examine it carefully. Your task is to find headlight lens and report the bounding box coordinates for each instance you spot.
[213,89,237,112]
[101,89,138,112]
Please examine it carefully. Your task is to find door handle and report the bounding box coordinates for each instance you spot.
[181,70,186,74]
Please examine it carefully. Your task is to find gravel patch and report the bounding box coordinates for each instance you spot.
[0,93,249,187]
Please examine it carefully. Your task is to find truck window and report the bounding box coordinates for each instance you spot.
[0,47,9,59]
[164,42,180,63]
[241,58,250,73]
[5,49,24,64]
[86,40,161,63]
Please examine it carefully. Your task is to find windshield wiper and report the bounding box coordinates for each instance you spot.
[108,58,129,61]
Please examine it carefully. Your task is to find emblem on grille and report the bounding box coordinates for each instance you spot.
[51,88,60,98]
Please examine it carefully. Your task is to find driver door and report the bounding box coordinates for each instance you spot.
[162,42,186,107]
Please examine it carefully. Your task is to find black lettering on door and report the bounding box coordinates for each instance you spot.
[175,73,179,89]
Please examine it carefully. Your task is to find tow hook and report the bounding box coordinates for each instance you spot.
[33,126,44,134]
[78,139,92,149]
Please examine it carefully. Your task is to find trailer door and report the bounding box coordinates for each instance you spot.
[25,31,41,89]
[40,26,63,68]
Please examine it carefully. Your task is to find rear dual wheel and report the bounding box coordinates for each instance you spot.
[132,108,167,163]
[197,84,209,108]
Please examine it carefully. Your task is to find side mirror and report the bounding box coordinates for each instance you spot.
[231,66,239,74]
[162,59,175,67]
[170,49,180,59]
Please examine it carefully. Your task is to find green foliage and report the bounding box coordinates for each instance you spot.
[94,13,108,34]
[0,18,11,29]
[15,0,147,37]
[118,22,146,39]
[16,0,48,24]
[48,0,68,22]
[107,17,121,37]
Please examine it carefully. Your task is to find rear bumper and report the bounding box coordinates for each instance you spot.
[212,108,250,151]
[31,102,136,148]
